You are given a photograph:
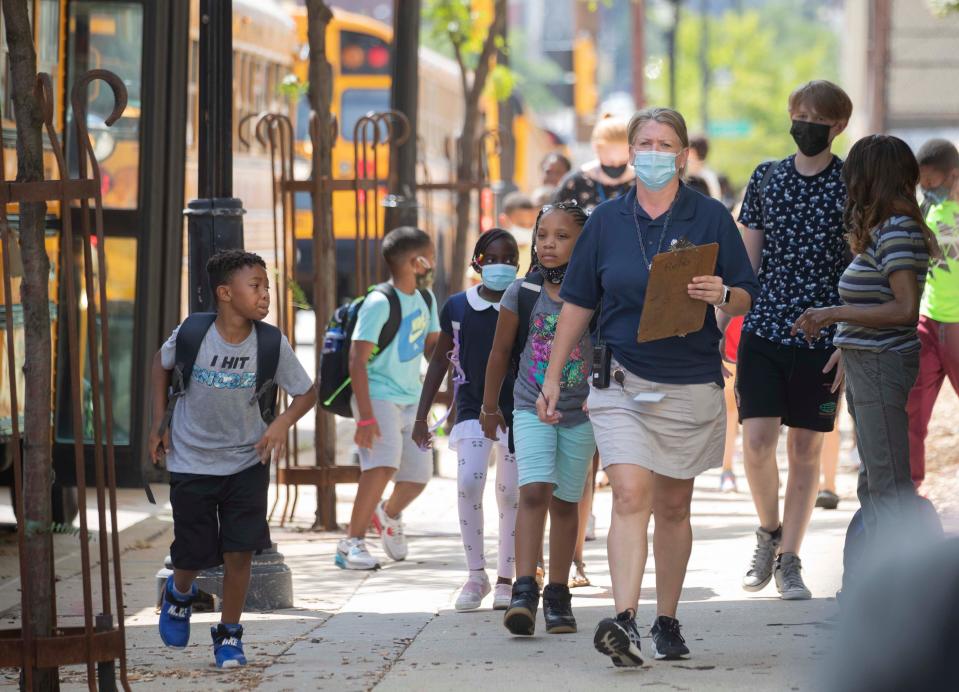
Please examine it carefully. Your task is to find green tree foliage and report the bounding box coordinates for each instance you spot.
[928,0,959,15]
[645,1,840,188]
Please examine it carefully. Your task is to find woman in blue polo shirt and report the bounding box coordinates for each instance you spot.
[538,107,758,666]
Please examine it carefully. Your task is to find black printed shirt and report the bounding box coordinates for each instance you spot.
[738,155,848,349]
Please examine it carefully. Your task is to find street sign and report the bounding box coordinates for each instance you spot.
[707,119,753,139]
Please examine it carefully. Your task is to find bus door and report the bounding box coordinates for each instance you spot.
[53,0,188,489]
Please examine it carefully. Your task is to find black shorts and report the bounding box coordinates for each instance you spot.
[735,331,840,432]
[169,461,272,570]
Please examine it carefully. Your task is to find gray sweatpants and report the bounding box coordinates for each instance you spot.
[842,347,920,537]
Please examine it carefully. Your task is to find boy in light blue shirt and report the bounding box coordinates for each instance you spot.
[336,227,440,570]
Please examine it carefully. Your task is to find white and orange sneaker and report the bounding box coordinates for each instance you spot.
[372,500,408,561]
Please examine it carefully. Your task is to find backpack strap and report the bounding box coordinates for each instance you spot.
[251,320,282,423]
[512,272,545,371]
[158,312,217,436]
[429,292,468,433]
[758,158,783,232]
[372,283,403,357]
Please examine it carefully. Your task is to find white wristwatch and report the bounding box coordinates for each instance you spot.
[717,285,731,307]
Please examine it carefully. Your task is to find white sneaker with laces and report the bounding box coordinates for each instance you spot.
[335,537,379,570]
[492,583,512,610]
[373,501,408,561]
[454,574,491,611]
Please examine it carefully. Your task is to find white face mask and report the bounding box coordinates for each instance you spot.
[510,225,533,240]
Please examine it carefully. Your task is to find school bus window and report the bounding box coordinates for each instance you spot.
[54,236,137,446]
[68,2,144,210]
[340,89,389,142]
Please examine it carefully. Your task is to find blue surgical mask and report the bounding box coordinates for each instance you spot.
[480,263,518,291]
[632,150,678,191]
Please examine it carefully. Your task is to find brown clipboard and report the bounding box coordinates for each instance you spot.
[637,242,720,343]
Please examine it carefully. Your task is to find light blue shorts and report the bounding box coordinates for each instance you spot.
[512,410,596,503]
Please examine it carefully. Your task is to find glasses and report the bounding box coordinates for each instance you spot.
[541,200,589,215]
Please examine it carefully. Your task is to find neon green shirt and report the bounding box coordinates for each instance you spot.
[921,200,959,323]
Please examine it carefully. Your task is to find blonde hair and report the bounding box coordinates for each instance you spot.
[627,107,690,149]
[590,113,629,145]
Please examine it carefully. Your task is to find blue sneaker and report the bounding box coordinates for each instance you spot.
[212,623,247,668]
[158,575,196,649]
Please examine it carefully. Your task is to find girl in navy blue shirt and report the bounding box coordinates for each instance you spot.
[413,230,520,612]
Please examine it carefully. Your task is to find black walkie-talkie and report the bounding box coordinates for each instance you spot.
[592,342,611,389]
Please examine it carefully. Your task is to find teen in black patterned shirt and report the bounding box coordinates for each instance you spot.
[727,80,853,602]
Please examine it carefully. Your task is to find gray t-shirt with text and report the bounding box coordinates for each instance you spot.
[500,278,591,427]
[160,322,314,476]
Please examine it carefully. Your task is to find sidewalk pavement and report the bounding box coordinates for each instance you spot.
[0,441,862,691]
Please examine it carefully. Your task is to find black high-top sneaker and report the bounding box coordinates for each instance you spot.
[503,576,540,636]
[542,582,577,634]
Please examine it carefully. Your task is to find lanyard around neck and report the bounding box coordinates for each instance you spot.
[632,189,680,270]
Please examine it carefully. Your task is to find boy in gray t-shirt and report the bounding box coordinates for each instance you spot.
[150,250,315,668]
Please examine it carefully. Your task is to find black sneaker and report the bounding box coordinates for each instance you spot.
[503,576,540,636]
[542,583,576,634]
[649,615,689,660]
[593,609,644,667]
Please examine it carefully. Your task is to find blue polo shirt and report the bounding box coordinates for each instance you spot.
[560,184,759,386]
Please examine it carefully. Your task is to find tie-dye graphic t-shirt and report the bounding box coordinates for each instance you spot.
[500,279,591,427]
[160,322,314,476]
[922,200,959,323]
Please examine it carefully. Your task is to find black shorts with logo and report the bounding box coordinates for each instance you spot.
[169,461,272,570]
[735,330,840,432]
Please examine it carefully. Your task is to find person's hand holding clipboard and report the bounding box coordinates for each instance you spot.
[637,242,721,342]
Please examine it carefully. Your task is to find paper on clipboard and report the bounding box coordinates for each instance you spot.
[637,242,719,343]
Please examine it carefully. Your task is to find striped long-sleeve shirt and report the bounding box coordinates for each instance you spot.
[834,215,929,352]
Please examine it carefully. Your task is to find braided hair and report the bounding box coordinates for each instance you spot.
[470,227,518,273]
[529,200,589,282]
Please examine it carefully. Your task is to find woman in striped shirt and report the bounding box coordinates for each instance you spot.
[792,134,938,544]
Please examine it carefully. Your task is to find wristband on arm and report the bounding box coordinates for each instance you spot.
[357,417,377,428]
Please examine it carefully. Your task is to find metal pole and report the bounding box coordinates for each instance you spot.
[668,0,680,110]
[384,0,420,230]
[699,0,709,131]
[186,0,244,313]
[632,0,645,109]
[495,7,516,201]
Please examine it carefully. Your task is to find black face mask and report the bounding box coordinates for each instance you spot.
[601,163,628,179]
[790,120,831,157]
[537,262,568,284]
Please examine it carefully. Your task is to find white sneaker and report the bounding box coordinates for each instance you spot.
[372,501,408,561]
[585,513,596,541]
[454,574,491,611]
[335,537,379,570]
[492,583,512,610]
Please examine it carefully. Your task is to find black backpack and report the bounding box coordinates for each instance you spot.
[157,312,282,436]
[319,283,433,418]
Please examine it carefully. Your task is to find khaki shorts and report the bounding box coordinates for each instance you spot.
[350,397,433,484]
[587,362,725,479]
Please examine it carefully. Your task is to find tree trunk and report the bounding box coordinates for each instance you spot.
[448,0,507,294]
[449,110,479,294]
[1,0,57,689]
[305,0,339,529]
